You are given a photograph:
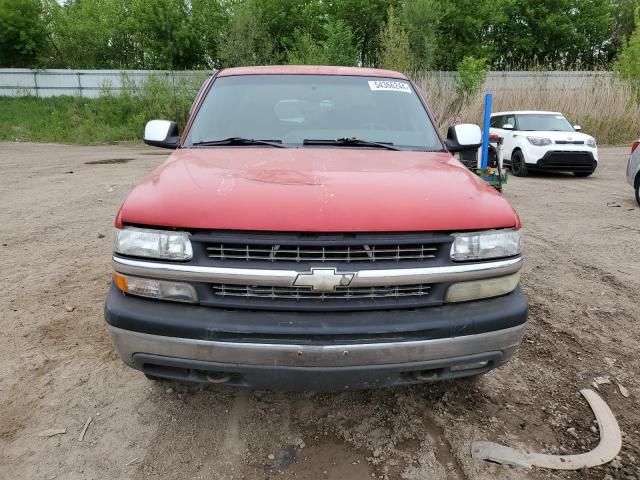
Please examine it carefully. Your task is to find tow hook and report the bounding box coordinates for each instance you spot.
[205,372,231,384]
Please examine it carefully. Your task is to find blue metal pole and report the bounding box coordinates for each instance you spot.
[480,92,492,170]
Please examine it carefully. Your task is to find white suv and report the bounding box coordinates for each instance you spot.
[490,111,598,177]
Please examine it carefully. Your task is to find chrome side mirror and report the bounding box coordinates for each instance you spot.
[445,123,482,153]
[143,120,180,149]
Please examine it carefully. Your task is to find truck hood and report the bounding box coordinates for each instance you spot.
[118,148,520,232]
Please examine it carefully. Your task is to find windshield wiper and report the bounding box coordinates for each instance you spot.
[303,137,402,151]
[192,137,287,148]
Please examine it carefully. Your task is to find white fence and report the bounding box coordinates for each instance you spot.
[0,68,613,98]
[0,69,207,98]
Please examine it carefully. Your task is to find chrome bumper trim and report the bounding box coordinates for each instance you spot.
[112,256,523,287]
[107,324,526,368]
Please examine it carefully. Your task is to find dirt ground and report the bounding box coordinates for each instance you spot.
[1,142,639,480]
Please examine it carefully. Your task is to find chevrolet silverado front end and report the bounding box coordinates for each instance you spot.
[105,66,528,391]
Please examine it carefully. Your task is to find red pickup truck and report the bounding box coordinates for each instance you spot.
[105,66,527,390]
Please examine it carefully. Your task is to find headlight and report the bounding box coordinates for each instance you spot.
[586,138,596,148]
[113,272,198,303]
[527,136,552,147]
[114,227,192,260]
[450,229,521,261]
[445,272,521,303]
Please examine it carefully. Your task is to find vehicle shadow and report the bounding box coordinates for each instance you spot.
[515,170,590,180]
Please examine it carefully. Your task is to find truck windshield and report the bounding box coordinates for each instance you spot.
[516,114,575,132]
[185,75,443,151]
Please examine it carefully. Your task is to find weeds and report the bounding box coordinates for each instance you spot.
[0,72,638,145]
[417,73,640,144]
[0,73,205,144]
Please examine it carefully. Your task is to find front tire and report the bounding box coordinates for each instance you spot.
[574,170,595,177]
[511,150,528,177]
[636,181,640,206]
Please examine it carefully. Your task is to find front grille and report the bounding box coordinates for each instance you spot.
[555,140,584,145]
[205,243,438,263]
[211,283,431,300]
[191,232,452,310]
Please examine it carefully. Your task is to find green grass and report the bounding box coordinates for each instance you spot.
[0,75,201,144]
[0,96,136,143]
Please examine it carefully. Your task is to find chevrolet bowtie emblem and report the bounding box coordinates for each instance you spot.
[293,268,354,292]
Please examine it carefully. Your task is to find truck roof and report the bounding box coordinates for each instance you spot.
[217,65,408,79]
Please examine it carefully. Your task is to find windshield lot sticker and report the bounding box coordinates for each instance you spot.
[368,80,412,93]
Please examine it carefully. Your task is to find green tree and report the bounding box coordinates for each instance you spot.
[218,0,277,67]
[47,0,224,69]
[401,0,441,70]
[287,19,358,66]
[3,0,630,72]
[48,0,136,68]
[489,0,614,69]
[614,8,640,85]
[329,0,400,65]
[127,0,215,69]
[378,5,411,72]
[287,30,327,64]
[608,0,640,63]
[324,19,358,66]
[259,0,327,55]
[431,0,495,70]
[191,0,228,68]
[571,0,615,68]
[454,56,487,100]
[220,0,327,65]
[0,0,50,67]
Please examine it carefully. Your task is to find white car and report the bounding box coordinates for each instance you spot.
[490,111,598,177]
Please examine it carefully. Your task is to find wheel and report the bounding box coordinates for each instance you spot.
[636,181,640,206]
[510,150,528,177]
[573,170,595,177]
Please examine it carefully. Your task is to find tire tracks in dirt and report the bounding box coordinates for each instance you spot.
[220,390,250,470]
[421,410,467,480]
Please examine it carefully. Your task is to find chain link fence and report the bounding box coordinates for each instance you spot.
[0,69,208,98]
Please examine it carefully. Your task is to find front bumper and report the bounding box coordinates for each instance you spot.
[105,285,528,390]
[533,150,597,172]
[521,143,598,167]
